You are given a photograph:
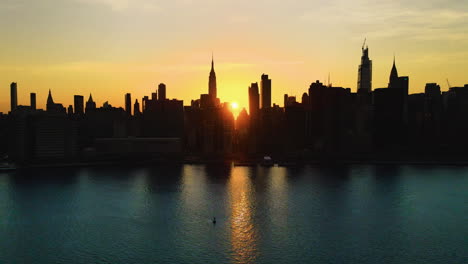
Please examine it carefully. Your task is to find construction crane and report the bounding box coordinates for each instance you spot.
[446,78,452,89]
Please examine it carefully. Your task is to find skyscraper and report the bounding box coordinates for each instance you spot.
[248,82,260,119]
[208,55,217,102]
[10,82,17,112]
[388,57,409,96]
[357,42,372,93]
[134,99,141,116]
[46,89,65,113]
[260,74,271,109]
[46,89,55,111]
[158,83,166,101]
[85,93,96,113]
[389,57,399,89]
[125,93,132,115]
[142,96,149,112]
[425,83,440,96]
[301,93,309,105]
[30,93,36,110]
[74,95,84,114]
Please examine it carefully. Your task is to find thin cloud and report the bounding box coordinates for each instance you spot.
[299,0,468,41]
[74,0,161,13]
[76,0,129,11]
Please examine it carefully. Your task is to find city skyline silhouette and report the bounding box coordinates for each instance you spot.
[2,41,468,166]
[1,1,468,164]
[0,2,467,264]
[1,47,466,115]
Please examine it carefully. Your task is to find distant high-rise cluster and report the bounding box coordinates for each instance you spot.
[2,45,468,165]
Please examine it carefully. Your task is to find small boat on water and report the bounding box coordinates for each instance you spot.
[260,156,274,167]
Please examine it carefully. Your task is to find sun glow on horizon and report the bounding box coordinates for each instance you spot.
[230,101,241,118]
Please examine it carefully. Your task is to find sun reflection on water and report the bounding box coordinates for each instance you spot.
[228,167,258,264]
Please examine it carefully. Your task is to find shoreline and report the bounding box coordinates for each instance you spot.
[9,157,468,169]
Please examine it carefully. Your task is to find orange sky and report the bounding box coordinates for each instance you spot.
[1,0,467,114]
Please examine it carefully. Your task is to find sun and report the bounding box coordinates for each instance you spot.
[231,102,239,109]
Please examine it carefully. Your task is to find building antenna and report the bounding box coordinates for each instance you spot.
[362,38,366,50]
[446,78,452,89]
[328,72,331,87]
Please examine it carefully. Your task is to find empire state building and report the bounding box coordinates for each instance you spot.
[209,55,217,101]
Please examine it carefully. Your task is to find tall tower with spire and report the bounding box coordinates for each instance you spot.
[208,54,217,102]
[47,89,54,106]
[387,55,409,124]
[46,89,65,112]
[357,40,372,93]
[85,93,96,113]
[46,89,55,112]
[388,56,399,88]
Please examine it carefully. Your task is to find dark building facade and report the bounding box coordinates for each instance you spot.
[30,93,36,110]
[248,83,260,120]
[307,81,355,155]
[247,83,260,154]
[261,74,271,109]
[74,95,84,115]
[184,103,234,155]
[158,83,166,101]
[372,59,410,151]
[142,99,184,138]
[7,107,78,163]
[33,111,78,161]
[125,93,132,115]
[10,82,17,112]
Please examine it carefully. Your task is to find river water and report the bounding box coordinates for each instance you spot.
[0,165,466,263]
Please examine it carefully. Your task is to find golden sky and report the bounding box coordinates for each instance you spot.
[1,0,467,114]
